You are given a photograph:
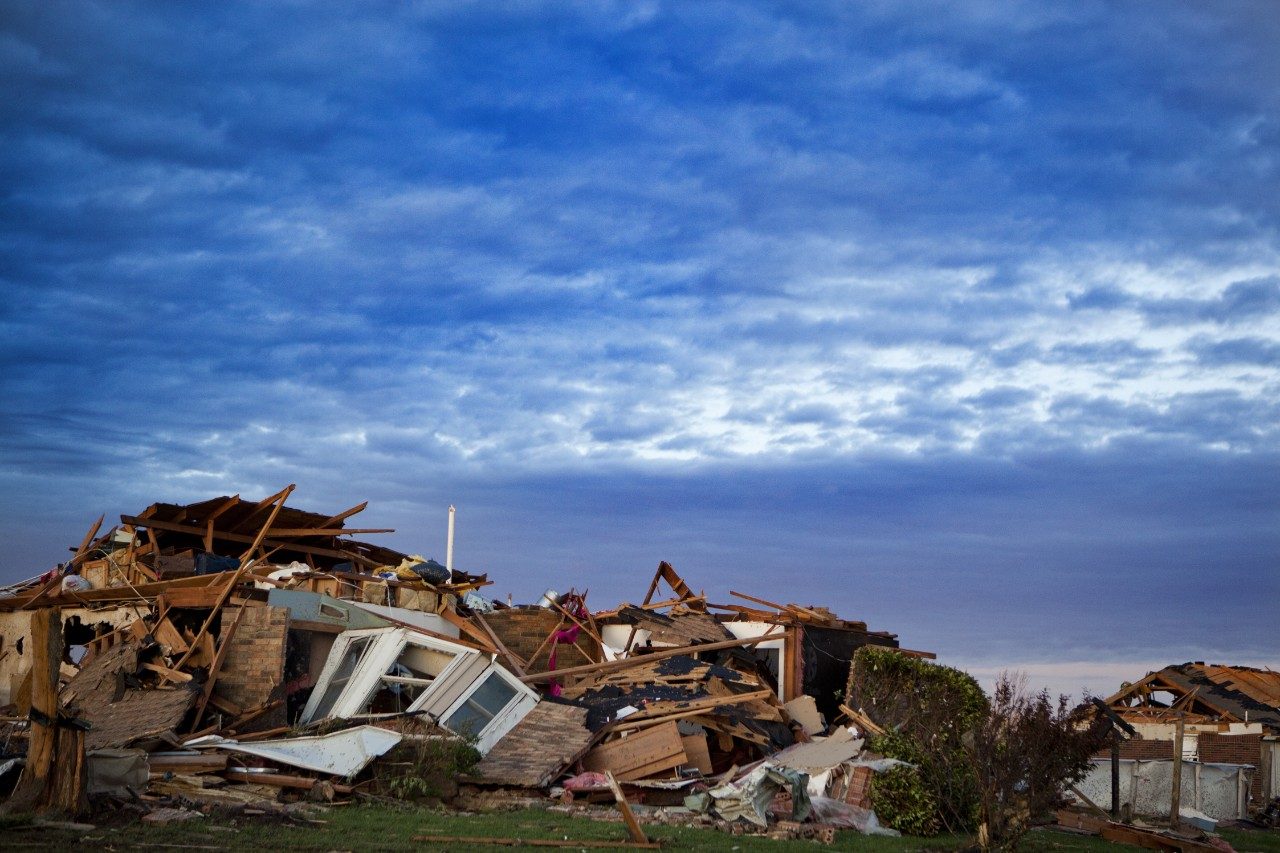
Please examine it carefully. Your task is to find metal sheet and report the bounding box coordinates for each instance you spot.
[186,724,402,777]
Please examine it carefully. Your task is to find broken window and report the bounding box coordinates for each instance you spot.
[301,627,538,754]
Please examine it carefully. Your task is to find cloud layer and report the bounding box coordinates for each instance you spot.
[2,1,1277,684]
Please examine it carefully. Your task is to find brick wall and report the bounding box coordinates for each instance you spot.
[484,607,600,670]
[214,605,289,732]
[1200,732,1264,802]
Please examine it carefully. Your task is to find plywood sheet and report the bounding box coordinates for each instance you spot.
[581,720,687,781]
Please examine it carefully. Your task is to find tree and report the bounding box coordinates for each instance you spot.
[966,674,1112,851]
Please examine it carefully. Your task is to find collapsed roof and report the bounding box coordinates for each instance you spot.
[1104,662,1280,731]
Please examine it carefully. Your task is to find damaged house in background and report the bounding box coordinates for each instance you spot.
[0,486,935,840]
[1071,663,1280,826]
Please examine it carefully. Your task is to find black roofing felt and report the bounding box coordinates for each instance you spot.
[1161,663,1280,728]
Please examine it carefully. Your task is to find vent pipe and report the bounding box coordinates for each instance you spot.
[445,505,456,573]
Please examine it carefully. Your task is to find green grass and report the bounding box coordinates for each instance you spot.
[0,804,1275,852]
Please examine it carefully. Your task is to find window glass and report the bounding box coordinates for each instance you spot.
[442,672,518,736]
[312,636,373,720]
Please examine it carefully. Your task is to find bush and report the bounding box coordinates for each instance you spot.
[868,764,941,836]
[849,646,988,834]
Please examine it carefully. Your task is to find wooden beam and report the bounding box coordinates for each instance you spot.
[605,770,651,845]
[729,590,826,621]
[203,494,241,552]
[316,501,368,528]
[171,487,294,674]
[609,688,775,730]
[434,606,497,652]
[258,527,394,537]
[69,515,104,567]
[238,485,295,565]
[190,602,249,729]
[142,662,193,683]
[119,514,378,567]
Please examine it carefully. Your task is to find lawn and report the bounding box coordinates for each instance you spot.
[1,804,1276,852]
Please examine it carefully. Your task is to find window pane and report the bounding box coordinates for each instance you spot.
[442,673,519,736]
[312,636,372,720]
[470,673,518,716]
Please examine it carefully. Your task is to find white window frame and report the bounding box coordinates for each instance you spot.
[436,663,539,753]
[301,627,477,724]
[301,627,539,754]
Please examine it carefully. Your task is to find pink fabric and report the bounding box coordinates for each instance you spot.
[563,771,609,791]
[545,597,589,697]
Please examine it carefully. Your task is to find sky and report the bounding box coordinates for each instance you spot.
[2,1,1277,700]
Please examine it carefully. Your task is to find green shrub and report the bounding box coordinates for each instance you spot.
[869,764,941,836]
[849,646,988,834]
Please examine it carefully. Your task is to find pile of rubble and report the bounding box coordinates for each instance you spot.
[0,487,932,842]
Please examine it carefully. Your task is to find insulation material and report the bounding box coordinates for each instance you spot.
[704,762,812,827]
[1076,758,1253,820]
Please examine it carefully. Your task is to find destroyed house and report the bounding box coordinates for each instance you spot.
[0,488,927,836]
[1102,662,1280,805]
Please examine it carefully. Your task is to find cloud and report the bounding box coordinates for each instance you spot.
[1,1,1278,670]
[1188,336,1280,366]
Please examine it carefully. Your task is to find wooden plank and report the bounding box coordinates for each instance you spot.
[206,693,243,717]
[582,721,687,781]
[681,733,713,774]
[605,770,651,844]
[152,616,190,654]
[1099,823,1219,853]
[316,501,368,528]
[729,589,826,621]
[413,837,659,849]
[238,486,295,564]
[839,704,885,736]
[225,700,284,735]
[1056,808,1108,835]
[161,586,226,609]
[70,515,105,565]
[202,494,241,553]
[259,527,394,537]
[436,606,497,652]
[610,688,774,728]
[170,486,294,674]
[142,662,192,683]
[1,573,228,611]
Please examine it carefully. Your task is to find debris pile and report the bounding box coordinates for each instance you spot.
[0,487,933,842]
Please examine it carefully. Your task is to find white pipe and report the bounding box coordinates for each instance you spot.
[445,505,456,573]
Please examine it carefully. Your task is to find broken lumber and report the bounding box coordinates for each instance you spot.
[521,629,783,683]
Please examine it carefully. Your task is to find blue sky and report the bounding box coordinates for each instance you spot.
[2,1,1277,697]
